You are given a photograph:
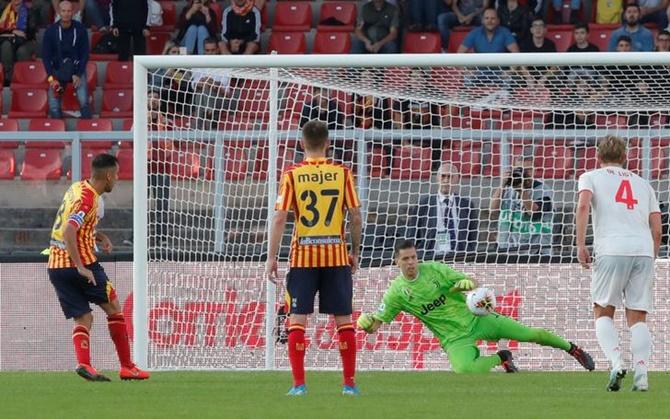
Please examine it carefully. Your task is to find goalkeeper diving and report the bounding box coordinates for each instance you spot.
[358,240,595,373]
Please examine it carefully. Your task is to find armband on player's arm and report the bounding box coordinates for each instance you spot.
[356,313,382,334]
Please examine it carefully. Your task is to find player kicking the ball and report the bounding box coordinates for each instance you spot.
[47,154,149,382]
[357,240,594,374]
[576,136,662,392]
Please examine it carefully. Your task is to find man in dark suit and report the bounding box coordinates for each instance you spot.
[408,162,479,261]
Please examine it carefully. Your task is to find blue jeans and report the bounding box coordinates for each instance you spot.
[407,0,446,27]
[351,39,398,54]
[84,0,111,27]
[182,25,210,55]
[552,0,580,10]
[438,12,481,50]
[48,79,91,119]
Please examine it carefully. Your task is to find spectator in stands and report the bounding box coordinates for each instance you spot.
[438,0,488,51]
[190,38,229,128]
[489,159,553,256]
[567,22,600,52]
[41,0,91,118]
[656,29,670,51]
[299,87,344,130]
[148,89,173,247]
[147,0,162,28]
[457,8,519,52]
[84,0,111,29]
[615,34,633,51]
[408,162,479,261]
[406,0,448,32]
[608,3,654,51]
[497,0,531,41]
[52,0,83,22]
[519,16,555,51]
[111,0,149,61]
[550,0,581,24]
[28,0,52,27]
[177,0,219,55]
[639,0,669,29]
[220,0,260,55]
[352,0,399,54]
[596,0,623,24]
[0,0,36,85]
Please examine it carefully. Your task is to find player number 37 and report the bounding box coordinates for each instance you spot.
[614,180,638,210]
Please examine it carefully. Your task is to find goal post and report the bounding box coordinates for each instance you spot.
[133,53,670,371]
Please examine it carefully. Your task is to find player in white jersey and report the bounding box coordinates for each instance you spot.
[576,136,662,392]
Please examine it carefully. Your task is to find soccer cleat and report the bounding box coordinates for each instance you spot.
[497,350,519,373]
[631,373,648,392]
[119,364,151,380]
[286,384,306,396]
[568,342,595,371]
[342,385,360,396]
[607,369,627,392]
[75,364,111,382]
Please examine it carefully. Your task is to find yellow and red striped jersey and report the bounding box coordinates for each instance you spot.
[275,157,360,268]
[48,181,100,269]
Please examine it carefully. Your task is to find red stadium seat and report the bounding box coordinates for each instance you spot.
[146,33,171,55]
[90,32,118,61]
[9,88,47,118]
[155,1,177,32]
[104,62,133,88]
[0,119,19,149]
[547,28,573,52]
[224,146,249,181]
[403,32,441,53]
[390,146,432,180]
[312,31,351,54]
[11,61,47,88]
[273,2,312,32]
[448,31,468,53]
[252,143,297,181]
[86,62,98,91]
[76,119,115,149]
[169,149,201,179]
[533,143,574,179]
[21,149,62,180]
[0,149,15,179]
[441,140,481,176]
[26,119,66,149]
[209,1,223,24]
[575,147,597,177]
[589,27,613,51]
[101,89,133,118]
[368,146,389,178]
[61,84,95,116]
[594,113,628,128]
[67,147,100,179]
[317,2,356,32]
[116,148,133,180]
[267,32,307,54]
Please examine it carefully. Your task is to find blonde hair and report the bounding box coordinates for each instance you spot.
[597,135,627,164]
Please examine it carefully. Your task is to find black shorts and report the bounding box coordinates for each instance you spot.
[285,266,352,315]
[47,262,117,319]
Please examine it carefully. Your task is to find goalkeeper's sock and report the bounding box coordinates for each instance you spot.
[107,313,133,368]
[630,322,651,377]
[595,316,622,370]
[337,323,356,387]
[288,324,306,387]
[72,324,91,366]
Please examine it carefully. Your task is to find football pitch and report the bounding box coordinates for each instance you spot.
[1,371,668,419]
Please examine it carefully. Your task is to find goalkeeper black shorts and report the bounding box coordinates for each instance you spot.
[285,266,352,315]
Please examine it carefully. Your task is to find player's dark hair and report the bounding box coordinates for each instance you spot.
[91,153,119,177]
[658,30,670,38]
[530,15,545,25]
[624,2,640,13]
[302,120,329,151]
[574,22,589,32]
[617,35,632,46]
[204,37,218,46]
[394,239,416,257]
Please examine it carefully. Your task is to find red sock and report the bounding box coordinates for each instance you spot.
[288,324,306,387]
[337,323,356,387]
[107,313,133,368]
[72,325,91,366]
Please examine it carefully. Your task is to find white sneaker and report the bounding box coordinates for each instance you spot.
[632,372,648,392]
[607,368,626,392]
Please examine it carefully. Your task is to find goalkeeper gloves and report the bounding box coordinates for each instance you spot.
[454,278,475,291]
[357,313,375,333]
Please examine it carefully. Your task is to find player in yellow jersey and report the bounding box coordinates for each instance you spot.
[266,120,362,396]
[48,153,149,382]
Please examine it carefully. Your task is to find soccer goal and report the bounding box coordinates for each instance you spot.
[133,53,670,371]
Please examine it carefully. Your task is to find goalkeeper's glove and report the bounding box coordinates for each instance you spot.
[357,313,375,333]
[454,278,475,291]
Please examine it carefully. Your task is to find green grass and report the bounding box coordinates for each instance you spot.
[1,371,668,419]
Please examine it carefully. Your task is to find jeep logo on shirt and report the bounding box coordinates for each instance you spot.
[419,294,447,315]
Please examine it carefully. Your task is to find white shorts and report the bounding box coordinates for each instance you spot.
[591,255,654,312]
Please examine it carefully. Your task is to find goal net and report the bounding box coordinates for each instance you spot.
[134,53,670,371]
